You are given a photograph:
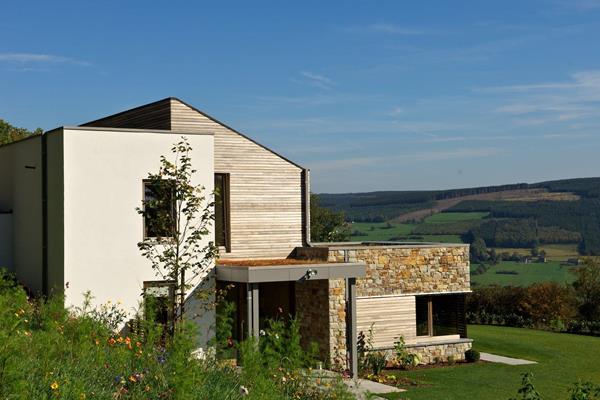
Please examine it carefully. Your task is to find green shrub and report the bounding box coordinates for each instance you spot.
[367,352,388,376]
[0,269,352,400]
[393,336,420,369]
[465,349,480,362]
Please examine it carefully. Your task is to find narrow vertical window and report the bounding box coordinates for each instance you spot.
[214,173,231,252]
[143,179,176,239]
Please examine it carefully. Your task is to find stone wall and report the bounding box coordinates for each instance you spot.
[328,245,470,296]
[407,339,472,364]
[376,339,472,365]
[325,244,470,368]
[295,280,330,361]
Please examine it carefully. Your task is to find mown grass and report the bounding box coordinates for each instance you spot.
[470,261,577,287]
[422,212,489,224]
[379,325,600,400]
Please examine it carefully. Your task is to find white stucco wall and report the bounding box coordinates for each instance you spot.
[61,128,215,344]
[0,137,43,291]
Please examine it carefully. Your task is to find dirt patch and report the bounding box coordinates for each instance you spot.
[393,189,579,223]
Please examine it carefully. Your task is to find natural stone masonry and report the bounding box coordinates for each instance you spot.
[295,280,330,359]
[328,245,470,296]
[324,244,470,367]
[406,340,472,364]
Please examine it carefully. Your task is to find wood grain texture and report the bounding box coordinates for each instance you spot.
[357,296,417,348]
[81,98,305,260]
[170,99,304,259]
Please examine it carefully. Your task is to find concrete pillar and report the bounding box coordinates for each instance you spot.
[246,283,260,338]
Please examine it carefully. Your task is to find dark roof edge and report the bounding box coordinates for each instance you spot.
[79,96,304,170]
[80,97,171,127]
[170,97,304,170]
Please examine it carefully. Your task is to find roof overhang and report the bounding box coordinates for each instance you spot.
[216,262,366,283]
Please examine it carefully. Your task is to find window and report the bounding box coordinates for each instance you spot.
[415,294,467,338]
[214,173,230,251]
[143,280,176,333]
[143,179,176,239]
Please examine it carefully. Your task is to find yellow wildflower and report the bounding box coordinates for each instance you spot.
[50,382,59,390]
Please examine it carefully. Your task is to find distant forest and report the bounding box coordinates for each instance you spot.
[318,177,600,255]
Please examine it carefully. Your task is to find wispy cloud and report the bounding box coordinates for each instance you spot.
[310,147,501,172]
[341,23,443,36]
[297,71,335,90]
[479,70,600,126]
[553,0,600,11]
[0,52,91,67]
[388,107,404,116]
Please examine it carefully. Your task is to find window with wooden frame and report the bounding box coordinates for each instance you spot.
[415,294,467,338]
[214,173,231,252]
[142,179,176,239]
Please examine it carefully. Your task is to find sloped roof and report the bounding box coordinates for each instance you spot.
[81,97,304,169]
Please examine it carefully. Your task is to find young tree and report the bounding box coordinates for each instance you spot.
[310,194,351,242]
[137,138,217,324]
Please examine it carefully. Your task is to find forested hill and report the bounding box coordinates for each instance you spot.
[318,177,600,255]
[319,178,600,221]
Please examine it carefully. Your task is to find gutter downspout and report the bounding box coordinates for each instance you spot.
[301,168,311,247]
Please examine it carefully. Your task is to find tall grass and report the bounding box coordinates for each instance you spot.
[0,271,352,399]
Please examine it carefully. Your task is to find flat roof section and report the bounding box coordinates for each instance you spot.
[216,261,366,283]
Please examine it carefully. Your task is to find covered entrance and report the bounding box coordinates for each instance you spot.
[216,260,366,377]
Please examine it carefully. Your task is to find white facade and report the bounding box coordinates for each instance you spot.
[0,126,216,345]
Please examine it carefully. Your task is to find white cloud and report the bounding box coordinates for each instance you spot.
[310,147,501,172]
[388,107,404,116]
[298,71,335,90]
[0,52,91,66]
[480,70,600,126]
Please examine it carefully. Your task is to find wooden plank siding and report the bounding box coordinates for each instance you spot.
[82,99,171,130]
[356,296,417,349]
[80,98,305,260]
[170,99,304,259]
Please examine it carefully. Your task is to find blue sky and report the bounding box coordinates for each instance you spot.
[2,1,600,193]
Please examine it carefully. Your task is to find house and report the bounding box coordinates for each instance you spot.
[0,98,471,375]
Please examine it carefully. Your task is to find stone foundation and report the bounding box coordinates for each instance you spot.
[406,339,472,364]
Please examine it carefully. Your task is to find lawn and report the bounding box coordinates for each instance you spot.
[422,212,489,224]
[379,325,600,400]
[470,261,576,286]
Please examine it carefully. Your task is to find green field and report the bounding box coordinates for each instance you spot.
[470,260,576,286]
[423,211,489,224]
[380,325,600,400]
[349,222,464,244]
[494,244,579,262]
[350,222,415,241]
